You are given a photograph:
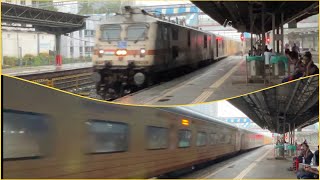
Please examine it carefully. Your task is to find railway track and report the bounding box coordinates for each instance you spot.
[17,68,95,95]
[14,57,228,100]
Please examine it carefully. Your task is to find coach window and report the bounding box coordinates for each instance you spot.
[196,132,207,146]
[146,126,169,150]
[3,110,50,160]
[187,30,191,47]
[87,120,129,153]
[172,28,179,40]
[204,35,207,48]
[225,134,231,144]
[178,129,191,148]
[219,133,227,144]
[127,24,147,41]
[209,133,217,145]
[100,25,121,41]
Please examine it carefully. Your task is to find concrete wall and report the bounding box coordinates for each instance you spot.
[2,30,55,58]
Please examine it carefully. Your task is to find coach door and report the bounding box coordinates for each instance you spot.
[216,38,219,58]
[235,131,241,151]
[163,25,170,67]
[209,35,214,59]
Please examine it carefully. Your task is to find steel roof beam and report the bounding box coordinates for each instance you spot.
[1,2,87,34]
[284,80,301,116]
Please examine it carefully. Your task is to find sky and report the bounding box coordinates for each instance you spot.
[135,0,191,6]
[218,101,247,117]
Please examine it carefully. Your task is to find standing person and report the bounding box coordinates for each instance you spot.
[265,45,269,52]
[282,51,304,82]
[284,141,289,155]
[292,43,300,54]
[302,51,319,76]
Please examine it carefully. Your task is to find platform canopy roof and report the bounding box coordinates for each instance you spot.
[192,1,319,34]
[229,76,319,134]
[1,2,88,34]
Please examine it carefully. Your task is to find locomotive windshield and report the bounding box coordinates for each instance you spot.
[101,25,121,41]
[127,24,147,41]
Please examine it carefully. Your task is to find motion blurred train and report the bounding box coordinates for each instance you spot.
[3,76,271,178]
[92,6,242,98]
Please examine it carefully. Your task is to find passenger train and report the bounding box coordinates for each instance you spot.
[92,6,242,99]
[3,76,271,178]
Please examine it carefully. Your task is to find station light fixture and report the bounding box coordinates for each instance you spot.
[266,33,270,44]
[240,33,244,41]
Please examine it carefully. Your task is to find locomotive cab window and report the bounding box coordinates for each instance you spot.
[196,132,207,146]
[178,129,191,148]
[146,126,169,150]
[3,110,50,160]
[87,120,129,153]
[101,25,121,41]
[172,28,179,40]
[127,24,148,41]
[163,26,168,41]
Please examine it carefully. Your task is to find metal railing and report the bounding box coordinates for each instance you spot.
[32,72,93,91]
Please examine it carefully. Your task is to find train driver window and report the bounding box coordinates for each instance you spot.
[172,28,179,40]
[163,26,168,41]
[3,110,50,160]
[100,25,121,41]
[204,35,207,48]
[146,126,169,150]
[87,120,128,153]
[127,24,147,41]
[196,132,207,146]
[178,129,191,148]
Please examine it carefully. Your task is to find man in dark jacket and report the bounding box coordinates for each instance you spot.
[297,145,318,179]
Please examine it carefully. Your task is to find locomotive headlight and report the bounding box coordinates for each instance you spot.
[116,49,127,56]
[140,48,146,54]
[140,48,146,57]
[99,49,104,54]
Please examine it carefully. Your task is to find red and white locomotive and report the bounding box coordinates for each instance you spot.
[92,6,241,98]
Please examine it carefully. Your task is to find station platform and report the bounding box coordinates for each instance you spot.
[183,144,298,179]
[2,62,93,76]
[115,56,281,105]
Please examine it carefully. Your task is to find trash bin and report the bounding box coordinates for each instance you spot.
[288,145,296,157]
[275,144,285,157]
[270,55,288,76]
[246,56,264,76]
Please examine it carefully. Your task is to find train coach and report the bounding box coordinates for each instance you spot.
[3,76,270,178]
[92,6,242,99]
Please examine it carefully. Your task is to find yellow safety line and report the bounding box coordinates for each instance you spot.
[201,145,268,179]
[233,149,272,180]
[2,73,318,107]
[192,60,243,104]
